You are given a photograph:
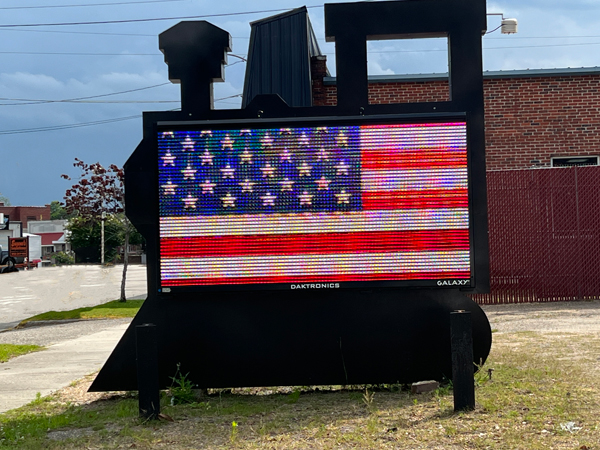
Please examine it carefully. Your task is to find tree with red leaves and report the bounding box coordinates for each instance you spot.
[61,158,135,302]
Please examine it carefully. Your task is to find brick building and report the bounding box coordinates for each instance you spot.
[311,61,600,170]
[0,203,51,231]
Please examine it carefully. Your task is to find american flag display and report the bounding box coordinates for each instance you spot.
[157,121,471,289]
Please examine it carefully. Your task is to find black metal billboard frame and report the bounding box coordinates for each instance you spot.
[91,0,491,392]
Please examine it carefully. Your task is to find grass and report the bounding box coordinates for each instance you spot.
[0,330,599,449]
[17,300,144,326]
[0,344,43,363]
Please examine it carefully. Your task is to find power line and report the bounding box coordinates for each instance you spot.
[0,28,157,37]
[0,0,184,10]
[4,22,600,42]
[0,51,160,56]
[0,5,323,28]
[1,99,179,105]
[0,82,171,106]
[0,94,241,135]
[0,115,140,135]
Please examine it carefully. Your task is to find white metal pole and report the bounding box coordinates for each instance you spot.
[101,211,106,264]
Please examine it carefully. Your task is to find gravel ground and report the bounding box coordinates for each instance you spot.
[481,299,600,333]
[0,318,132,346]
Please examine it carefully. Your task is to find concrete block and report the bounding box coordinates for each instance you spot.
[411,380,439,394]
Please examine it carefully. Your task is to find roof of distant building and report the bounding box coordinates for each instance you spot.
[323,66,600,85]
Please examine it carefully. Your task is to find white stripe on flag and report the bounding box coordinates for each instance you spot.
[362,168,467,191]
[160,208,469,238]
[360,125,467,150]
[161,250,471,280]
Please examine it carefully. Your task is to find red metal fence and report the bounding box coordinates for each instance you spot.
[472,166,600,304]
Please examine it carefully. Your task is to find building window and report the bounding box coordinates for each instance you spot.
[26,216,36,221]
[551,156,599,167]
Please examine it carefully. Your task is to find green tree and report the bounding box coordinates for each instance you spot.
[0,192,10,206]
[61,159,141,301]
[50,201,70,220]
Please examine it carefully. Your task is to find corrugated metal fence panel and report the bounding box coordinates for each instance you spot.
[472,166,600,304]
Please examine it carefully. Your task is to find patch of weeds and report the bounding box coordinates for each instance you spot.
[230,420,238,443]
[434,380,453,397]
[474,363,491,387]
[168,363,197,405]
[29,392,49,407]
[362,389,375,412]
[444,424,457,436]
[365,415,378,433]
[114,398,139,418]
[287,389,301,404]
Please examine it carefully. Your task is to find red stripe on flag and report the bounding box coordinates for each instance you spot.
[363,189,468,209]
[361,149,467,170]
[160,229,470,258]
[161,271,472,286]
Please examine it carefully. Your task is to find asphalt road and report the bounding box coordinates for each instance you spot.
[0,264,147,331]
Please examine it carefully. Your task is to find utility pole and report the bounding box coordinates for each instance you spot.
[101,211,106,264]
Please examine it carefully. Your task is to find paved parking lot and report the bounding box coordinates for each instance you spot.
[0,264,147,331]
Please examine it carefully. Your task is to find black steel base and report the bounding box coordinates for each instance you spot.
[90,288,491,391]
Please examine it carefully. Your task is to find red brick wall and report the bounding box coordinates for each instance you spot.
[314,74,600,170]
[0,205,50,228]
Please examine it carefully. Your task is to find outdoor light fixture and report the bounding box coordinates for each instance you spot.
[487,13,518,34]
[500,17,518,34]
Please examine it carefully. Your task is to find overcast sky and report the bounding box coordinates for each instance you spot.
[2,0,600,207]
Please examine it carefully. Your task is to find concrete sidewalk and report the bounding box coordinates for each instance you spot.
[0,321,128,414]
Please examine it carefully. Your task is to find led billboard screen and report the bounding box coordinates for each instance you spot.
[157,117,471,292]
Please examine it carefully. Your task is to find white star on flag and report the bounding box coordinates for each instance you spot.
[298,133,310,146]
[240,178,255,193]
[280,178,294,191]
[280,148,293,162]
[336,131,348,147]
[261,133,274,148]
[220,164,235,179]
[161,151,176,167]
[316,127,328,134]
[299,191,313,206]
[260,162,276,178]
[317,147,329,160]
[240,148,253,164]
[201,180,216,194]
[200,150,214,165]
[181,136,195,151]
[280,128,292,135]
[221,192,237,208]
[201,130,212,136]
[261,192,277,206]
[161,151,175,167]
[298,162,312,177]
[336,160,350,176]
[222,134,234,150]
[161,131,174,138]
[316,176,331,190]
[183,194,198,209]
[162,180,177,195]
[182,164,196,180]
[240,129,251,135]
[335,190,351,204]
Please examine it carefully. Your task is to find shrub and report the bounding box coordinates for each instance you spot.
[53,251,75,265]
